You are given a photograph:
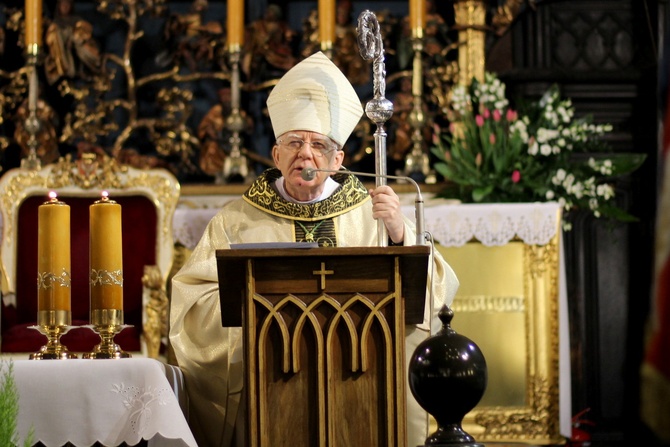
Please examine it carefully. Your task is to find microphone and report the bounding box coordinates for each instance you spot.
[301,167,427,246]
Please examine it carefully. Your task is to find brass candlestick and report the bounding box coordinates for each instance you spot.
[220,49,251,184]
[83,309,131,359]
[29,310,77,359]
[403,31,433,183]
[22,46,42,171]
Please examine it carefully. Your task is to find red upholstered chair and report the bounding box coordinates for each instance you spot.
[0,155,179,358]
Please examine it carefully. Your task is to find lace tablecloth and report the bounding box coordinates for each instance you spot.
[11,358,196,447]
[172,195,562,250]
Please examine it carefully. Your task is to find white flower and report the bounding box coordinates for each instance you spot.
[540,144,552,156]
[597,184,615,200]
[570,182,585,199]
[511,121,529,142]
[546,190,555,200]
[600,160,613,175]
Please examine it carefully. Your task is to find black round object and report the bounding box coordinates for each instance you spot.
[408,305,488,446]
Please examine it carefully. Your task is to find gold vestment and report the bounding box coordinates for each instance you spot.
[169,169,459,446]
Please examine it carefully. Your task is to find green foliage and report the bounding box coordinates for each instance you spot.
[432,73,646,224]
[0,361,33,447]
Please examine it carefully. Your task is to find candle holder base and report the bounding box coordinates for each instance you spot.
[82,324,132,359]
[28,324,77,360]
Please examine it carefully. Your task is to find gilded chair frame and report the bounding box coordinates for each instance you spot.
[0,155,180,357]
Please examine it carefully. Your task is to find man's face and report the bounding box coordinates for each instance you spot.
[272,130,344,200]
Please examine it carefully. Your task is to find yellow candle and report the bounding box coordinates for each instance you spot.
[227,0,244,51]
[24,0,43,49]
[409,0,426,34]
[89,191,123,311]
[37,192,71,311]
[319,0,335,46]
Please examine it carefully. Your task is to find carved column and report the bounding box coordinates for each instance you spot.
[454,0,487,85]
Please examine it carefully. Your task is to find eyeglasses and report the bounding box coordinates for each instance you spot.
[276,138,336,158]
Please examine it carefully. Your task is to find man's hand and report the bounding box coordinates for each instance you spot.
[369,185,405,244]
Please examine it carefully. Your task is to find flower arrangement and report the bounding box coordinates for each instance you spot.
[431,72,646,225]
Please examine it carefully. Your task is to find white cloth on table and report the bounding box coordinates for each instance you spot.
[10,358,197,447]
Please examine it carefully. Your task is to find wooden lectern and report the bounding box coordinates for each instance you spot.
[217,245,430,447]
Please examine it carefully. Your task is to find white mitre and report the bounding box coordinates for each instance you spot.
[267,52,364,147]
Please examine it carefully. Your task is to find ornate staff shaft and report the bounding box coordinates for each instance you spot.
[357,10,393,247]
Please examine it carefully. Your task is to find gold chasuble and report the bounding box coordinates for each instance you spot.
[169,168,459,447]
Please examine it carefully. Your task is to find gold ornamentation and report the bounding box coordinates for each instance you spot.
[50,154,126,190]
[526,243,557,279]
[90,269,124,287]
[84,309,131,359]
[37,269,71,290]
[30,310,77,360]
[475,375,559,440]
[243,168,370,221]
[142,265,168,360]
[451,295,525,313]
[454,0,487,85]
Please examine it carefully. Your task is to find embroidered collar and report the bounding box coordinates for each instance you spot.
[243,168,370,221]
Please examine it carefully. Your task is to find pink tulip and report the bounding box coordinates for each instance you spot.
[482,108,491,119]
[475,153,482,166]
[506,109,517,121]
[489,134,496,144]
[511,170,521,183]
[493,110,502,121]
[476,115,484,127]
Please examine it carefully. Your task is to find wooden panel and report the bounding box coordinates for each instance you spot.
[253,256,393,295]
[248,290,403,447]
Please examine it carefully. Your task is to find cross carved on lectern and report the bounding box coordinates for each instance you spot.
[313,262,334,290]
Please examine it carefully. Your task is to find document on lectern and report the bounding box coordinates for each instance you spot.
[229,242,318,249]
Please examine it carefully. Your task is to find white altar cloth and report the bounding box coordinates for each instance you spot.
[10,358,197,447]
[172,195,562,249]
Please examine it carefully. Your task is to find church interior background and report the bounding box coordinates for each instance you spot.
[0,0,667,446]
